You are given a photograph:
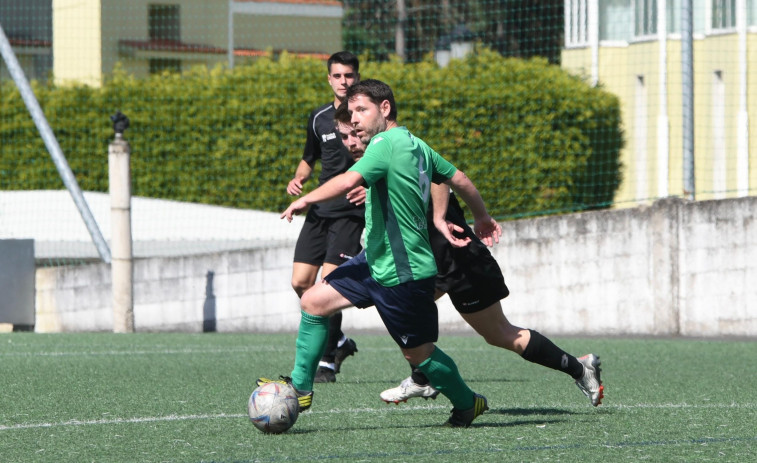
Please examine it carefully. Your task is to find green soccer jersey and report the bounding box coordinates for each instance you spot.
[349,126,457,287]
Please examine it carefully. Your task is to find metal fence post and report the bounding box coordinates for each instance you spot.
[682,0,695,200]
[109,112,134,333]
[0,21,111,263]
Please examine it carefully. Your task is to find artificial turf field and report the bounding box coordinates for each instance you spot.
[1,332,755,462]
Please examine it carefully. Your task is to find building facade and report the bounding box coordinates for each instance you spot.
[562,0,757,203]
[1,0,342,86]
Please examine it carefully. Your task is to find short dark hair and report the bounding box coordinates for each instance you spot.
[327,51,359,73]
[346,79,397,121]
[334,103,351,125]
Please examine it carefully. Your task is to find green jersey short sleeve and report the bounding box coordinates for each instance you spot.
[349,126,457,287]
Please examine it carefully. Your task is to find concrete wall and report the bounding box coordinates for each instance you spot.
[33,196,757,336]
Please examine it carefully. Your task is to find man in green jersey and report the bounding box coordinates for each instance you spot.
[331,104,604,408]
[264,79,499,428]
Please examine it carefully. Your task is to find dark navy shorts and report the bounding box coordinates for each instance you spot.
[324,252,438,349]
[293,209,364,266]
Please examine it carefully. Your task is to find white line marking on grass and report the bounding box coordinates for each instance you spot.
[0,346,455,358]
[612,402,757,409]
[0,413,246,431]
[0,404,448,432]
[2,402,755,432]
[0,346,291,357]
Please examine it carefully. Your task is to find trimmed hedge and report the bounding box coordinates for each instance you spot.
[0,50,622,218]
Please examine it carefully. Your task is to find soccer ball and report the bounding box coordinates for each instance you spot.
[247,382,300,434]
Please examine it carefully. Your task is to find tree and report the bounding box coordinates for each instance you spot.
[342,0,563,64]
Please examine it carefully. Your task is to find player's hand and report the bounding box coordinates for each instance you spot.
[435,218,471,248]
[473,216,501,247]
[281,198,308,222]
[287,178,304,196]
[346,186,366,206]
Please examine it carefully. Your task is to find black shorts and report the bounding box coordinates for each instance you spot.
[434,238,509,314]
[325,252,438,349]
[293,209,364,267]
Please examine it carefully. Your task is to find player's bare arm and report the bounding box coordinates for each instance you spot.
[287,159,315,196]
[430,183,470,248]
[282,170,365,222]
[444,170,501,246]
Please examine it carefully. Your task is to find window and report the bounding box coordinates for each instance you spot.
[599,0,633,41]
[149,4,180,41]
[712,0,736,30]
[634,0,657,37]
[148,5,181,75]
[667,0,681,33]
[565,0,589,47]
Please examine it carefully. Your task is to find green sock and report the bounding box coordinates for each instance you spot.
[290,311,329,392]
[417,346,474,409]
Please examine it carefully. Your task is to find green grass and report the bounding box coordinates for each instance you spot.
[1,333,755,462]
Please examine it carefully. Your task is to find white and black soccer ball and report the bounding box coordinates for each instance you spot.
[247,382,300,434]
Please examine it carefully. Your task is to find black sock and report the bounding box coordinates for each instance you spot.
[521,329,584,379]
[319,313,343,365]
[410,366,430,385]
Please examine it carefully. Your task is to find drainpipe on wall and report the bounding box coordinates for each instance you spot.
[228,0,235,70]
[682,0,695,200]
[657,0,670,198]
[589,0,599,87]
[736,0,750,196]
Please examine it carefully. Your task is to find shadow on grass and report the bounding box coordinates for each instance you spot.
[287,417,570,434]
[468,418,568,429]
[289,409,573,434]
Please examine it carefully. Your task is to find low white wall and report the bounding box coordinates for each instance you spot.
[34,196,757,336]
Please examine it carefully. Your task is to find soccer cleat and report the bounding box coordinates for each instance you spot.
[255,376,314,411]
[444,393,489,428]
[380,377,440,404]
[314,366,336,383]
[575,353,604,406]
[333,338,358,373]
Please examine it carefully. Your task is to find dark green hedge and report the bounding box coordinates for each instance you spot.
[0,50,622,219]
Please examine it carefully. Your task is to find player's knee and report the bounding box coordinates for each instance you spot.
[291,279,313,298]
[300,288,326,316]
[300,295,315,316]
[402,343,435,365]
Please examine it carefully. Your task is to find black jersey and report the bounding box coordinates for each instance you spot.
[302,102,365,218]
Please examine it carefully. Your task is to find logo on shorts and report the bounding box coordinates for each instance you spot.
[400,335,409,345]
[461,300,480,307]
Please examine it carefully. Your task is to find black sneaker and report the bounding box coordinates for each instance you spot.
[333,338,358,373]
[314,366,336,383]
[255,376,314,411]
[444,393,488,428]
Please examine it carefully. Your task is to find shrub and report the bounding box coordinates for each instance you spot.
[0,50,622,218]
